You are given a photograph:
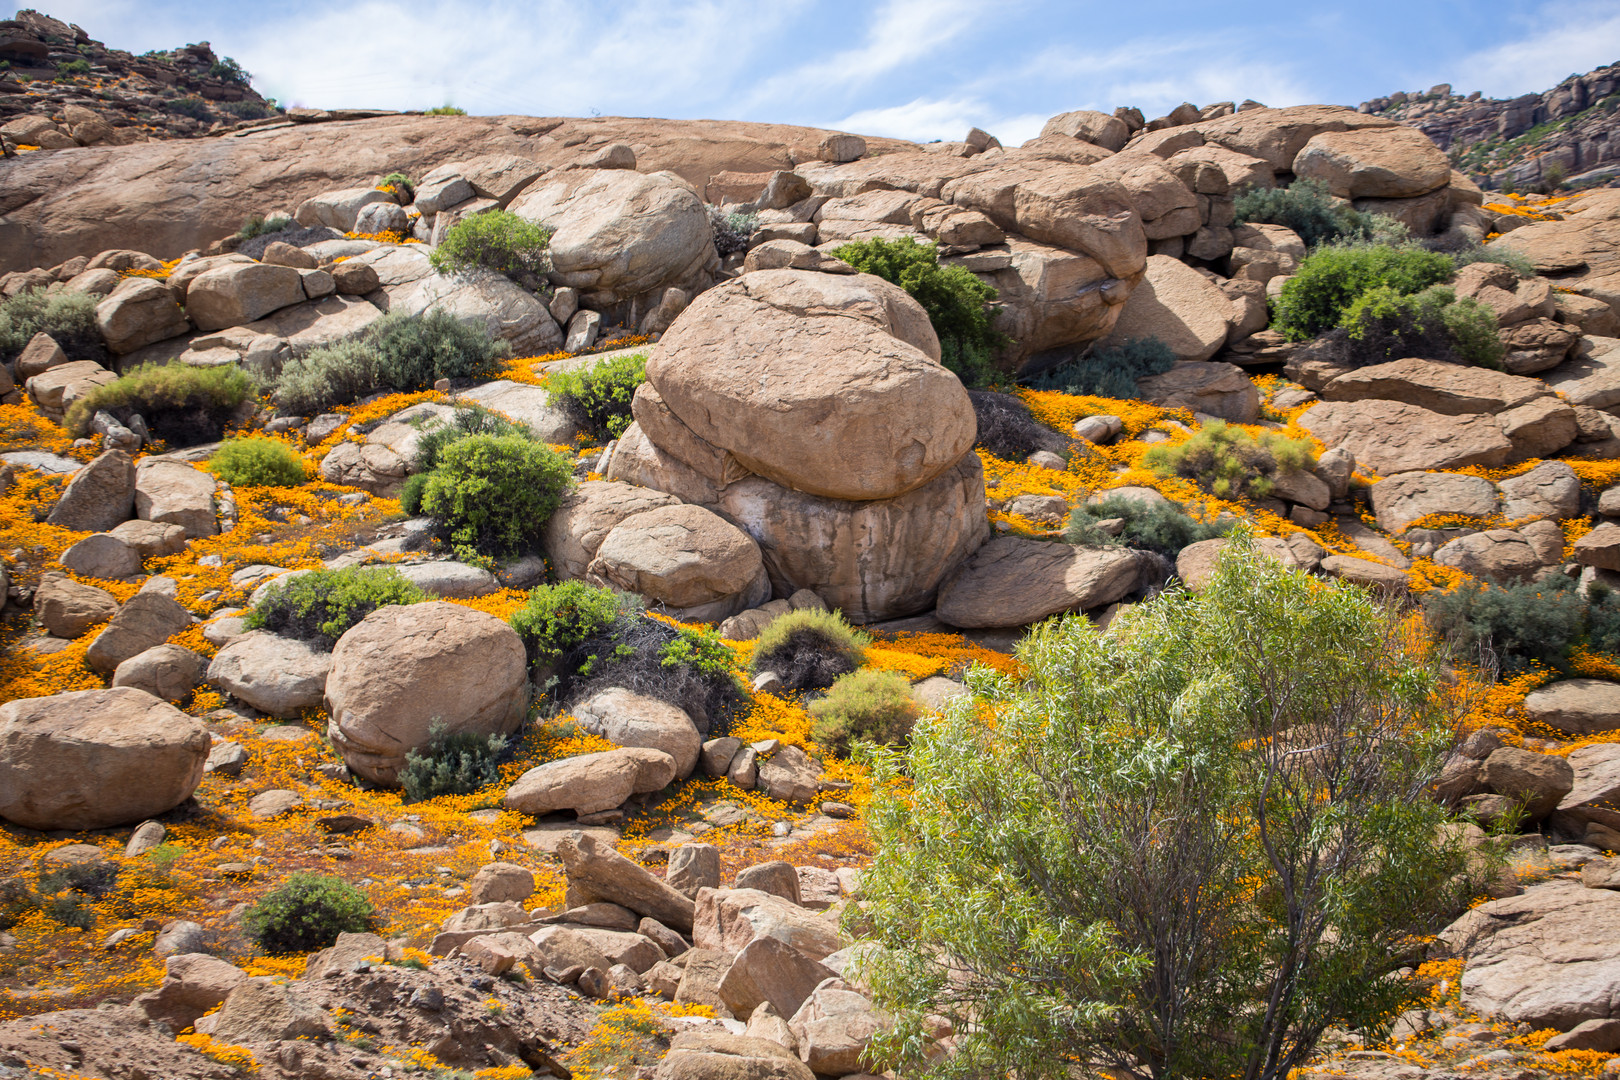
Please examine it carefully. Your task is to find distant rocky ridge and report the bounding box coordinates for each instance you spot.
[0,7,278,145]
[1361,65,1620,192]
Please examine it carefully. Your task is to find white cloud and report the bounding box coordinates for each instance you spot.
[1453,3,1620,99]
[827,95,1045,143]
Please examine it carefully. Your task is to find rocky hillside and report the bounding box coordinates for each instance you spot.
[6,52,1620,1080]
[1361,65,1620,192]
[0,8,278,146]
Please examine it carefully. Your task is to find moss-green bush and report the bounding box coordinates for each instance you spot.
[426,104,467,116]
[510,581,642,666]
[234,213,292,241]
[709,206,758,257]
[413,405,532,473]
[419,434,574,558]
[245,566,428,649]
[833,237,1001,386]
[1340,284,1505,368]
[1233,178,1408,249]
[1424,574,1620,677]
[809,668,919,758]
[428,210,552,279]
[400,722,508,802]
[0,288,104,364]
[378,171,414,202]
[241,873,376,954]
[1143,421,1316,502]
[1066,493,1230,556]
[65,362,257,446]
[545,353,646,439]
[273,312,507,414]
[207,436,308,487]
[1022,337,1177,399]
[750,608,870,691]
[1271,244,1456,341]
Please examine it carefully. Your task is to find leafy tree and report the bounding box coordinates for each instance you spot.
[208,436,307,487]
[833,237,1002,386]
[855,537,1477,1080]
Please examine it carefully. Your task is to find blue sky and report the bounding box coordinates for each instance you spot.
[35,0,1620,144]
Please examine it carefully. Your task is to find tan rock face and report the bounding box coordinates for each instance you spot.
[503,747,676,816]
[325,602,528,785]
[586,504,768,619]
[1368,471,1499,533]
[1041,109,1130,151]
[510,169,718,309]
[1098,254,1232,361]
[184,262,307,333]
[574,688,703,778]
[607,425,990,622]
[1321,358,1552,416]
[936,537,1146,628]
[647,270,971,502]
[1294,126,1451,199]
[34,572,118,638]
[1298,400,1513,474]
[1136,361,1259,422]
[135,459,218,538]
[0,687,209,830]
[94,278,189,355]
[207,632,333,719]
[541,480,681,581]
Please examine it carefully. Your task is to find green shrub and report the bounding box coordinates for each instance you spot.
[1233,178,1407,249]
[545,353,646,439]
[234,213,292,241]
[426,104,467,116]
[273,312,507,414]
[709,205,758,257]
[419,434,574,557]
[399,472,430,516]
[809,669,919,758]
[750,608,870,691]
[245,566,428,649]
[1339,284,1505,368]
[241,873,376,954]
[856,538,1474,1080]
[368,309,507,386]
[378,171,414,202]
[55,58,90,76]
[1022,337,1177,399]
[207,436,307,487]
[167,96,212,120]
[1271,243,1456,341]
[1065,493,1230,556]
[1143,421,1316,501]
[209,56,251,84]
[65,362,257,446]
[413,405,532,473]
[660,625,737,680]
[0,288,103,364]
[400,722,509,802]
[510,581,642,666]
[219,99,272,121]
[833,237,1002,386]
[1424,574,1620,677]
[428,210,552,279]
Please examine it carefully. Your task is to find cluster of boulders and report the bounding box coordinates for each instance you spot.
[0,10,278,151]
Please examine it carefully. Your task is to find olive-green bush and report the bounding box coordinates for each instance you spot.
[1065,493,1230,556]
[1233,178,1408,249]
[833,237,1002,386]
[544,353,646,439]
[1340,284,1505,368]
[1143,421,1316,501]
[509,581,643,666]
[65,362,257,446]
[241,873,376,954]
[273,311,507,414]
[809,668,920,758]
[1424,574,1620,677]
[428,210,552,279]
[207,436,308,487]
[400,722,509,802]
[418,434,574,558]
[0,287,104,364]
[245,566,428,649]
[750,608,870,691]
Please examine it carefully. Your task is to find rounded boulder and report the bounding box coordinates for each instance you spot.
[324,601,528,785]
[0,687,210,830]
[574,688,702,778]
[645,269,976,502]
[586,503,768,621]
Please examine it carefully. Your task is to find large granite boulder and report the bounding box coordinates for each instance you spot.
[645,269,974,501]
[324,602,528,785]
[586,504,769,622]
[1097,254,1232,361]
[0,687,209,830]
[936,538,1145,628]
[542,480,681,581]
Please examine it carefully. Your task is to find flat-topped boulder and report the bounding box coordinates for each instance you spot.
[1097,254,1232,361]
[1299,400,1512,474]
[1321,357,1554,415]
[936,538,1145,628]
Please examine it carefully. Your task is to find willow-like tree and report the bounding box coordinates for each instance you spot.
[853,535,1489,1080]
